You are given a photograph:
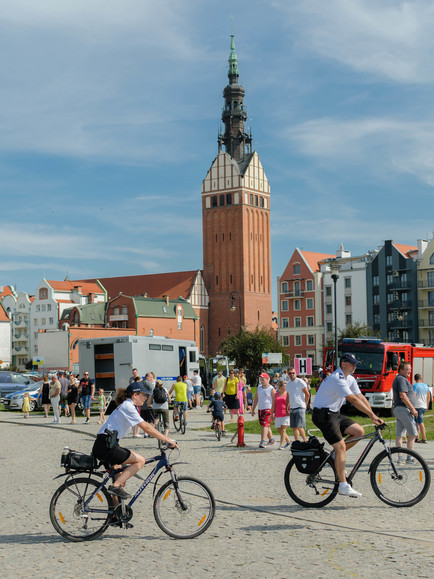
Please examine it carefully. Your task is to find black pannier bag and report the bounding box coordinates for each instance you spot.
[291,436,327,474]
[63,450,97,471]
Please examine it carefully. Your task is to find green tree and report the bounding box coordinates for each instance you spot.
[218,327,289,385]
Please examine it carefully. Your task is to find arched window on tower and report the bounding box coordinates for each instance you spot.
[226,193,232,205]
[219,195,225,206]
[212,196,217,207]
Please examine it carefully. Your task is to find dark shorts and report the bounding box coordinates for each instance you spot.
[212,412,224,422]
[92,435,131,467]
[312,407,356,445]
[225,394,239,410]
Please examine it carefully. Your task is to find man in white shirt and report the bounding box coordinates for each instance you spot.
[285,368,310,442]
[191,370,202,409]
[312,353,383,498]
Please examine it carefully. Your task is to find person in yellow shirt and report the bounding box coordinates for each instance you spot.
[168,376,188,423]
[222,369,240,423]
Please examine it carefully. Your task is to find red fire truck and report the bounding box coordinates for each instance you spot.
[323,338,434,414]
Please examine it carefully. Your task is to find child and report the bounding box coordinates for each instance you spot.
[22,392,31,419]
[209,392,227,435]
[207,385,216,413]
[245,385,253,412]
[97,388,106,425]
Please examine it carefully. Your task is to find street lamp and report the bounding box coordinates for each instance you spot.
[329,259,341,370]
[229,290,242,332]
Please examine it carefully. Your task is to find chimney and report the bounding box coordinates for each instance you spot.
[162,294,169,306]
[88,293,94,303]
[74,285,82,294]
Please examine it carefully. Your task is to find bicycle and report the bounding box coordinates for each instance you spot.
[50,447,215,542]
[172,402,186,435]
[212,417,224,441]
[155,411,165,449]
[284,424,431,508]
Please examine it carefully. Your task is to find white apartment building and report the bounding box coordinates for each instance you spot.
[30,279,105,357]
[320,247,371,345]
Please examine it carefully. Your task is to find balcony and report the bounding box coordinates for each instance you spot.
[418,300,434,309]
[419,319,434,328]
[390,279,412,290]
[388,319,412,330]
[389,300,412,310]
[282,291,304,299]
[109,315,129,322]
[418,280,434,289]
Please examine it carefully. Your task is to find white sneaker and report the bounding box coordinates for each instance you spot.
[339,483,362,498]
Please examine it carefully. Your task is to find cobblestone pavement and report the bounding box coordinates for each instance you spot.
[1,409,433,579]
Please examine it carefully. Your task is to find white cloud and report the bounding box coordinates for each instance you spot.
[274,0,434,83]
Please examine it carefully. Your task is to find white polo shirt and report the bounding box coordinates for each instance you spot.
[97,398,142,439]
[312,369,360,413]
[286,377,308,409]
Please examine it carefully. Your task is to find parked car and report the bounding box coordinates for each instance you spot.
[0,371,37,402]
[3,382,44,412]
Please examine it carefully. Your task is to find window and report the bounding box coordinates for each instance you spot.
[326,322,332,332]
[307,335,315,346]
[430,253,434,265]
[306,280,313,291]
[39,288,48,299]
[295,335,302,346]
[306,298,314,309]
[114,307,119,315]
[149,344,161,350]
[307,316,314,327]
[216,275,218,286]
[295,317,301,328]
[177,305,183,330]
[121,322,127,328]
[281,300,288,311]
[294,300,301,311]
[162,345,174,351]
[346,314,352,325]
[36,305,40,312]
[250,194,253,205]
[427,271,434,286]
[294,281,300,296]
[42,304,46,311]
[255,195,259,206]
[428,291,434,307]
[293,264,300,275]
[345,296,351,306]
[344,277,351,288]
[386,274,393,285]
[122,307,128,315]
[326,304,332,315]
[282,336,289,346]
[325,286,332,297]
[281,282,288,293]
[282,318,289,328]
[260,197,264,208]
[47,304,51,311]
[211,196,217,207]
[373,294,380,305]
[226,193,232,205]
[41,318,46,326]
[374,314,380,324]
[373,275,379,286]
[219,194,225,206]
[386,255,392,266]
[49,317,54,325]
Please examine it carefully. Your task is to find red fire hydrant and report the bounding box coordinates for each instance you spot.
[237,414,246,447]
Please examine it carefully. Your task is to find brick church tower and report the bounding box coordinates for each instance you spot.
[202,35,272,355]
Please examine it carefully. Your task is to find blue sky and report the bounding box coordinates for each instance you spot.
[1,0,434,306]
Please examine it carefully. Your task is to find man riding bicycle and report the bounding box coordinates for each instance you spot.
[168,376,188,424]
[312,352,383,498]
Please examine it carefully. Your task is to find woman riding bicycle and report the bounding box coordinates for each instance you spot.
[92,381,177,500]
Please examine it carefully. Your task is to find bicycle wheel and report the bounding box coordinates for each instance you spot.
[157,414,165,449]
[284,457,339,508]
[370,447,431,507]
[49,477,113,541]
[173,408,181,432]
[180,409,186,435]
[153,476,215,539]
[215,422,221,441]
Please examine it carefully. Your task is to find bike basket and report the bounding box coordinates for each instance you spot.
[63,450,97,471]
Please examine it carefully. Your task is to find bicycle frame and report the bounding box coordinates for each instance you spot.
[78,451,180,516]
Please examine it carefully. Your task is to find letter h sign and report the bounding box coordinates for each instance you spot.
[295,358,312,375]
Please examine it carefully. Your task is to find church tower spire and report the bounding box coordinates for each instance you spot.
[218,34,252,162]
[202,36,272,355]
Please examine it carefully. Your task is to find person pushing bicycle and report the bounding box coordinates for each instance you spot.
[92,381,177,500]
[312,352,383,498]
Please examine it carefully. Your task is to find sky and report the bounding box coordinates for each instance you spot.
[1,0,434,307]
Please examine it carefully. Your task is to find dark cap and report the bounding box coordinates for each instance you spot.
[341,353,359,365]
[126,381,147,395]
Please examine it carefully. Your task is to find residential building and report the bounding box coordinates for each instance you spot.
[416,235,434,345]
[320,246,370,346]
[367,240,418,343]
[277,249,334,366]
[0,301,11,368]
[30,279,105,357]
[202,35,272,354]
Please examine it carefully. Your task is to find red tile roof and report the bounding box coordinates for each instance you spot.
[47,280,104,295]
[393,243,418,258]
[0,302,9,322]
[300,250,335,273]
[0,286,14,299]
[81,271,199,301]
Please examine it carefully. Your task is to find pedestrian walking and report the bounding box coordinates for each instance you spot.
[271,380,291,449]
[251,372,276,448]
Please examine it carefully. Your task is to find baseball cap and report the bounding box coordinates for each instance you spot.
[259,372,270,380]
[126,382,147,395]
[340,353,359,365]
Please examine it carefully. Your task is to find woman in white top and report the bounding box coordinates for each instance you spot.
[92,382,176,500]
[251,373,276,448]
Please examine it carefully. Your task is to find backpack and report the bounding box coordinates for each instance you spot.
[153,384,167,404]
